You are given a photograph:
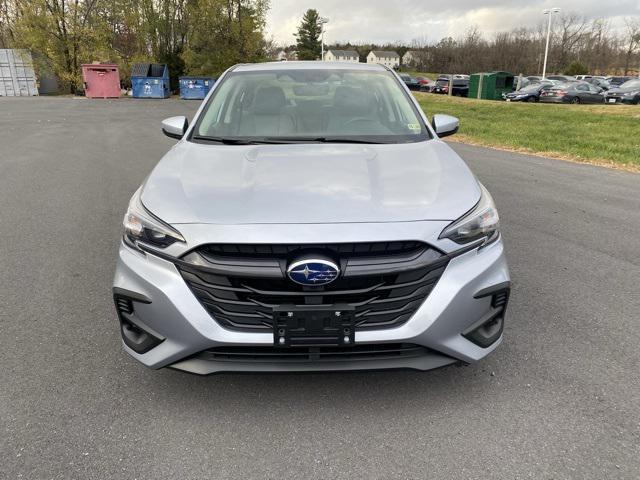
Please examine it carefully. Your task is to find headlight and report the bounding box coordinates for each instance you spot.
[123,187,185,249]
[440,183,500,246]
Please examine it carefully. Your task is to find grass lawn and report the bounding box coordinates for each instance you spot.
[414,93,640,170]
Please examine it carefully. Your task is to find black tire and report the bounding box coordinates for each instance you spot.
[527,96,537,103]
[570,97,580,104]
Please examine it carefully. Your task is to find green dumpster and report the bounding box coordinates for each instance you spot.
[469,71,515,100]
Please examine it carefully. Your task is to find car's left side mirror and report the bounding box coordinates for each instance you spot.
[432,114,459,138]
[162,116,188,140]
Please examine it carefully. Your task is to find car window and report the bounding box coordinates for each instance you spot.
[576,84,588,91]
[192,68,430,144]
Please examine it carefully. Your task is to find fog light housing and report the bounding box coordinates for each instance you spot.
[113,292,164,354]
[463,312,504,348]
[464,286,510,348]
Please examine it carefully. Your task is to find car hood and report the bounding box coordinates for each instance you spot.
[141,140,480,225]
[608,87,639,94]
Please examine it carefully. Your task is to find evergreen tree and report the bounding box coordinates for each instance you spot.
[295,9,322,60]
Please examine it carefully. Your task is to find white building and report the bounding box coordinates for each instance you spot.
[366,50,400,69]
[324,49,360,62]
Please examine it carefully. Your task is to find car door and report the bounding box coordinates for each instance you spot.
[574,83,591,102]
[587,84,604,103]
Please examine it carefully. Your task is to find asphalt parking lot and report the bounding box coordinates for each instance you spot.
[2,97,639,479]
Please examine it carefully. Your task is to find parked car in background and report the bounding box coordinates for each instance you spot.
[416,76,435,92]
[433,77,469,96]
[513,77,531,90]
[585,77,610,91]
[606,76,633,88]
[527,75,543,82]
[604,79,640,104]
[539,82,605,104]
[504,83,553,102]
[547,75,578,83]
[399,73,421,91]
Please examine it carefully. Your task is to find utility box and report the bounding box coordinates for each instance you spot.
[82,64,121,98]
[0,49,38,96]
[179,76,214,100]
[131,63,170,98]
[469,71,515,100]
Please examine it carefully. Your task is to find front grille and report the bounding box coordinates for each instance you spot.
[198,343,428,363]
[176,242,448,332]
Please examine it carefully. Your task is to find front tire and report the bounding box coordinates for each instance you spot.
[527,96,537,103]
[570,97,580,104]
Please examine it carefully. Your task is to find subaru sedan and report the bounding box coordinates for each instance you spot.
[113,62,510,374]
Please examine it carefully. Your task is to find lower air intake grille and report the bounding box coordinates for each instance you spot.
[199,343,429,363]
[176,242,449,332]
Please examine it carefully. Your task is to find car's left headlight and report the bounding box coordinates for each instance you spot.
[123,187,185,249]
[440,182,500,246]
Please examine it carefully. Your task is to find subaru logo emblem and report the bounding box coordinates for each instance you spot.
[287,259,340,286]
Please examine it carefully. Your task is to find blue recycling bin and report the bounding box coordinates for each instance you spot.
[179,76,214,100]
[131,63,170,99]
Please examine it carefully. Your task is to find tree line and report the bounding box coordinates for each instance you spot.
[0,0,270,92]
[325,14,640,76]
[1,4,638,94]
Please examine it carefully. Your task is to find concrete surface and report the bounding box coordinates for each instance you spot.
[1,97,639,479]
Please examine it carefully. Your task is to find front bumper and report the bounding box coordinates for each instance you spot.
[113,233,510,374]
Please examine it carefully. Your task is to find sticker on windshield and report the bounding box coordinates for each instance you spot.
[407,123,421,132]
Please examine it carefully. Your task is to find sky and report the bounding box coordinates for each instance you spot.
[265,0,640,46]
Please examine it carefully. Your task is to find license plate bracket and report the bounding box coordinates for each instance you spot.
[273,305,355,347]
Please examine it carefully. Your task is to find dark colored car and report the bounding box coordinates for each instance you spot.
[585,77,610,91]
[433,77,469,97]
[604,79,640,105]
[539,82,605,104]
[606,76,633,88]
[547,75,578,83]
[504,83,553,102]
[399,73,421,91]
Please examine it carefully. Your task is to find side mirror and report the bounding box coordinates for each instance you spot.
[432,114,459,138]
[162,116,188,139]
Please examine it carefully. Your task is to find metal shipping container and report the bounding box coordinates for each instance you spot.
[0,49,38,97]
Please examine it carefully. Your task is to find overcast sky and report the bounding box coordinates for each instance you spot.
[266,0,640,45]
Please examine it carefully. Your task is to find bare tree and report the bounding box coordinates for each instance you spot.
[623,17,640,75]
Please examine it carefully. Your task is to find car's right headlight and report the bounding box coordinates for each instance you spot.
[439,182,500,247]
[123,187,185,250]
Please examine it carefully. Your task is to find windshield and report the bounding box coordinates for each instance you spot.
[191,68,430,144]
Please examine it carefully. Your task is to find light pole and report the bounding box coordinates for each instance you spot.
[319,17,329,60]
[542,7,560,79]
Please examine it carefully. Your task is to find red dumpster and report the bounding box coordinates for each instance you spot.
[81,64,120,98]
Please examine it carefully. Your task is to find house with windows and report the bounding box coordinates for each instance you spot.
[324,50,360,63]
[366,50,400,69]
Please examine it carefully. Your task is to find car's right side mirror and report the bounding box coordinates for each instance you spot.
[432,114,459,138]
[161,116,188,140]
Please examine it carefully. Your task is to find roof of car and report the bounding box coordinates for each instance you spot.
[233,61,386,72]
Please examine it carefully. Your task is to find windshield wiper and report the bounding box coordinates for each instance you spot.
[264,136,387,144]
[191,135,288,145]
